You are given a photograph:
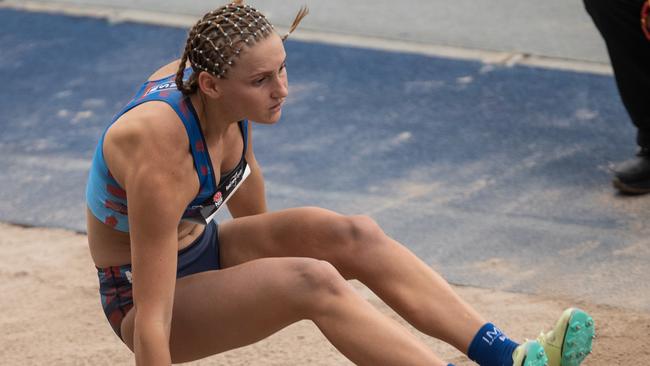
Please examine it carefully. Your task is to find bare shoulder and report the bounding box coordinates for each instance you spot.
[147,59,188,81]
[103,102,195,190]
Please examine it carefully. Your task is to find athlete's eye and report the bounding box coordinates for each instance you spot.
[253,76,268,86]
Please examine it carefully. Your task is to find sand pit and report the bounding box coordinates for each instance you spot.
[1,222,647,365]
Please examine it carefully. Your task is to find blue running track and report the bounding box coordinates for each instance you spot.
[1,9,648,310]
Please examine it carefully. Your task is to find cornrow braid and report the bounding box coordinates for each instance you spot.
[175,1,308,95]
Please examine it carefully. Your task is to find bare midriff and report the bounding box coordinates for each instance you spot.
[86,207,206,268]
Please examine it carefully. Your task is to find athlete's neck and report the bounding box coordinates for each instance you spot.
[190,91,240,139]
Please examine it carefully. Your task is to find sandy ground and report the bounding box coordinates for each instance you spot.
[1,222,648,365]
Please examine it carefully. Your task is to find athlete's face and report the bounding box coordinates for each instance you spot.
[216,33,288,124]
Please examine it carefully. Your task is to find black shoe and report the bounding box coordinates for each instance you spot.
[612,147,650,194]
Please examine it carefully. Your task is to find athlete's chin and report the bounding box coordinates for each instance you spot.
[253,111,283,124]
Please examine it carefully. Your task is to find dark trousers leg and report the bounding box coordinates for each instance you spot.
[584,0,650,148]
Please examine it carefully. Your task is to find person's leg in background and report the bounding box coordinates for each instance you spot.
[584,0,650,193]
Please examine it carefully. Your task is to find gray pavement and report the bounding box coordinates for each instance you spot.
[7,0,610,64]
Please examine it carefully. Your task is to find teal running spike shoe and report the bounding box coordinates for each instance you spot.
[537,308,595,366]
[513,340,548,366]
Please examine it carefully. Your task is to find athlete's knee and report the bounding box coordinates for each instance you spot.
[303,207,384,245]
[293,258,346,295]
[288,258,351,315]
[335,214,382,246]
[320,214,387,276]
[352,214,382,239]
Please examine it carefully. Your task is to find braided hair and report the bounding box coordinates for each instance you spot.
[175,1,308,95]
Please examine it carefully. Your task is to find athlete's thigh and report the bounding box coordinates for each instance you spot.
[121,257,332,363]
[219,207,355,269]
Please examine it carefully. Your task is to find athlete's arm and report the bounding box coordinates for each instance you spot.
[128,170,183,365]
[105,110,196,365]
[227,123,268,217]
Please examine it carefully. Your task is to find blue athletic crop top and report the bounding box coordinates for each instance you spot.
[86,70,250,232]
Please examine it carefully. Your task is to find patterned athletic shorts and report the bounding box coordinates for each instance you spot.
[96,221,220,339]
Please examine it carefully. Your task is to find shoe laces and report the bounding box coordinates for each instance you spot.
[536,329,555,346]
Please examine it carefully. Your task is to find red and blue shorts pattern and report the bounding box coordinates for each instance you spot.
[97,265,134,339]
[97,221,220,340]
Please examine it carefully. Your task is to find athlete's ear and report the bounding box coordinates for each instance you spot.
[197,71,222,99]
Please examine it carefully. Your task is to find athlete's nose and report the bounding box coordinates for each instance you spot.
[271,73,288,99]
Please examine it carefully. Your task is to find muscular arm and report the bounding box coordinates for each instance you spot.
[105,108,196,365]
[227,123,268,218]
[127,169,188,365]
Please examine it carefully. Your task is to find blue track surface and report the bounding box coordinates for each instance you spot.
[1,9,648,310]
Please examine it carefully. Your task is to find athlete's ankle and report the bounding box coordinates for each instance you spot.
[467,323,519,366]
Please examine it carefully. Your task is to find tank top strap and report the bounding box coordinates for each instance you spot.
[239,119,249,154]
[115,75,218,199]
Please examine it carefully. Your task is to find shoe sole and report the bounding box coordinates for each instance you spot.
[520,341,548,366]
[612,178,650,195]
[557,308,595,366]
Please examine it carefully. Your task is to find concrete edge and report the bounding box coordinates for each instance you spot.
[1,0,613,75]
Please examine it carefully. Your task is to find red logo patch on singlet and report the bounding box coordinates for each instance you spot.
[213,191,223,207]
